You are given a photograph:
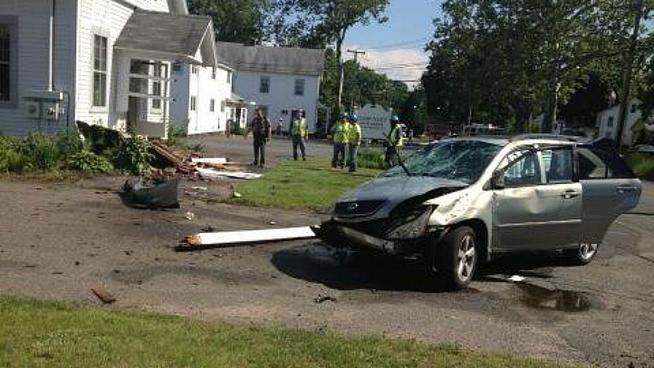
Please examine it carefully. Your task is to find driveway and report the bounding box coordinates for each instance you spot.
[0,138,652,367]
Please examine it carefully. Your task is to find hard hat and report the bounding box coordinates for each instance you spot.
[339,112,348,119]
[391,115,400,122]
[349,113,358,122]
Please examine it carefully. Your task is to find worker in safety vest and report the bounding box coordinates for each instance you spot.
[385,115,404,168]
[347,113,362,172]
[289,109,308,161]
[331,113,351,169]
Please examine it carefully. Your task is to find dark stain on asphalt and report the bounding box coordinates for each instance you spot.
[514,283,600,313]
[110,264,273,286]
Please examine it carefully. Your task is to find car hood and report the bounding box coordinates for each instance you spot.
[337,175,468,208]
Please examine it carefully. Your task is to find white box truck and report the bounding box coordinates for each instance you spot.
[356,104,392,141]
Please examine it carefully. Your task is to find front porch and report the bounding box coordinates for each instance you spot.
[112,10,217,139]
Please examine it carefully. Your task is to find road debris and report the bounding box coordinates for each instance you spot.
[233,191,243,198]
[314,294,337,304]
[183,226,316,248]
[191,157,228,165]
[121,178,180,209]
[91,285,116,304]
[196,167,262,180]
[185,211,195,221]
[507,275,526,283]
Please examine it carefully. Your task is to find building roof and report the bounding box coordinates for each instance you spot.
[115,10,217,66]
[216,42,325,76]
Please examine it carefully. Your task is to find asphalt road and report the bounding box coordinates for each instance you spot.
[0,136,653,367]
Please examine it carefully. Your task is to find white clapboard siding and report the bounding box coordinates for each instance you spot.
[0,0,77,136]
[233,70,321,133]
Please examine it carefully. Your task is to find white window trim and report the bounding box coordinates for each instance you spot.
[190,96,197,111]
[0,16,18,109]
[294,78,305,96]
[90,30,110,112]
[210,98,215,112]
[150,63,163,114]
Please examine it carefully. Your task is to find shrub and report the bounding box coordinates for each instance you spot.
[22,133,60,171]
[0,140,29,173]
[167,123,188,147]
[357,148,385,170]
[115,135,152,175]
[56,129,86,157]
[66,150,114,174]
[185,142,207,153]
[625,152,654,179]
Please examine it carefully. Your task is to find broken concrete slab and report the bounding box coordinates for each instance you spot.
[184,226,316,248]
[191,157,228,165]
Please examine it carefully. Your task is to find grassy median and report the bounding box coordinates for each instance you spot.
[228,158,381,211]
[0,296,578,368]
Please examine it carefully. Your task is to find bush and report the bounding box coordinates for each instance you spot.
[357,148,385,170]
[56,129,86,157]
[66,150,114,174]
[22,133,60,171]
[115,135,152,175]
[625,152,654,179]
[0,138,29,173]
[184,142,207,153]
[167,123,188,147]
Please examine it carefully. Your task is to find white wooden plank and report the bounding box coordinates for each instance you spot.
[197,167,262,180]
[187,226,316,246]
[191,157,227,164]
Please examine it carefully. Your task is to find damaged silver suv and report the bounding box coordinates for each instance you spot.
[314,135,642,289]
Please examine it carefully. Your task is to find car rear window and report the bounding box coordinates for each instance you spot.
[578,147,635,180]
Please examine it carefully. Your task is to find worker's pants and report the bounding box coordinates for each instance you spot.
[253,136,266,166]
[347,144,359,172]
[385,146,399,168]
[332,143,346,168]
[292,136,306,160]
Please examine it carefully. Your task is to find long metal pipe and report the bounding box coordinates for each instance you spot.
[48,0,55,91]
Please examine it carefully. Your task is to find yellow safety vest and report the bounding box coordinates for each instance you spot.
[388,125,404,147]
[291,118,307,137]
[349,124,362,145]
[333,121,351,144]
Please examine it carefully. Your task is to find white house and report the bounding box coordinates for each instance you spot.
[169,61,234,135]
[216,42,325,133]
[596,99,642,146]
[0,0,219,138]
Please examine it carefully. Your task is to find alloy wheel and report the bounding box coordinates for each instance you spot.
[457,234,476,282]
[579,243,598,261]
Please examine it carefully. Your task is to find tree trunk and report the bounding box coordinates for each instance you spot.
[544,80,559,133]
[616,0,644,150]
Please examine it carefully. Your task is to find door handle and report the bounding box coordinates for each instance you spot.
[562,190,580,199]
[617,186,638,194]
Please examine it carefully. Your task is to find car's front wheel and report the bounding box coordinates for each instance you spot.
[427,226,478,290]
[564,243,599,265]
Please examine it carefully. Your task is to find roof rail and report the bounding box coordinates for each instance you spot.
[509,134,588,143]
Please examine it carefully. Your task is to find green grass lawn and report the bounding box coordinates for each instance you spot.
[0,296,579,368]
[227,158,381,211]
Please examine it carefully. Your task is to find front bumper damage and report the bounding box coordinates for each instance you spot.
[312,208,439,257]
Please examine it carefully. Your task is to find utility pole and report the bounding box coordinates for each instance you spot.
[616,0,645,150]
[344,49,366,110]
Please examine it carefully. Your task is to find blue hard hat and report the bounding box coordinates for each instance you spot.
[349,113,358,122]
[391,115,400,122]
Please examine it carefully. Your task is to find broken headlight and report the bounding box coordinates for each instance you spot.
[384,206,434,240]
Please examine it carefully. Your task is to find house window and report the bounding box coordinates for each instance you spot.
[294,78,305,96]
[93,35,108,107]
[0,21,14,103]
[631,103,638,113]
[190,96,197,111]
[152,64,162,110]
[607,116,614,128]
[260,76,270,94]
[226,70,232,84]
[210,99,215,112]
[191,65,198,74]
[211,68,216,79]
[221,100,225,112]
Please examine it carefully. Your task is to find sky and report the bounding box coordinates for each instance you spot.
[343,0,442,86]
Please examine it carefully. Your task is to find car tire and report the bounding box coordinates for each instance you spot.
[427,226,478,290]
[563,243,599,265]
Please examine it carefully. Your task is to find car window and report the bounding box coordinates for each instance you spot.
[578,147,635,180]
[541,148,573,183]
[497,150,541,187]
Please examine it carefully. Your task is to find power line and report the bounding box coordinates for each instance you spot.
[364,37,430,51]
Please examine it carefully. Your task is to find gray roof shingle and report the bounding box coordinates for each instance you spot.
[216,42,325,76]
[115,10,211,59]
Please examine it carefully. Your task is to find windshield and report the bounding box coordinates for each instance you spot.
[382,140,503,184]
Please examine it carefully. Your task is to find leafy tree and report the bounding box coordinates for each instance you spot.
[188,0,272,44]
[274,0,390,109]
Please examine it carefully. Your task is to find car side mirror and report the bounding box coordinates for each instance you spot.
[491,170,506,190]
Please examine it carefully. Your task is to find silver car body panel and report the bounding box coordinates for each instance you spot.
[328,138,641,258]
